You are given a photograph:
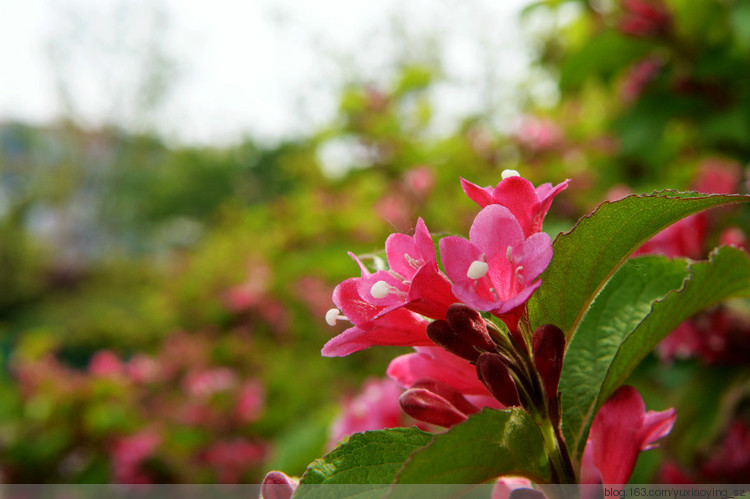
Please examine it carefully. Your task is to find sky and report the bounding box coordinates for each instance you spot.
[0,0,539,145]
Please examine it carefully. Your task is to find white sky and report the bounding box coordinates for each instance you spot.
[0,0,538,145]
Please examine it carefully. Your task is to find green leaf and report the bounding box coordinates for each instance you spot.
[528,191,750,337]
[557,256,690,458]
[600,246,750,402]
[294,427,431,499]
[393,409,551,486]
[560,247,750,460]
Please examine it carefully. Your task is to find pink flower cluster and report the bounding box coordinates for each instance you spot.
[321,171,568,428]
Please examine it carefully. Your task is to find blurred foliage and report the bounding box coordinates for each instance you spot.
[0,0,749,484]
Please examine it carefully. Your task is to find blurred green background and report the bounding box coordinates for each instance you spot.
[1,0,750,484]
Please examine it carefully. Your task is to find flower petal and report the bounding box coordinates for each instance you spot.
[461,178,495,208]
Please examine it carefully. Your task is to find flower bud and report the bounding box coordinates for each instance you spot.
[261,471,298,499]
[532,324,565,399]
[475,353,521,407]
[446,303,496,352]
[399,388,469,427]
[426,320,481,362]
[410,378,479,416]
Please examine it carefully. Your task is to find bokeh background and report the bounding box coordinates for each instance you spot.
[1,0,749,484]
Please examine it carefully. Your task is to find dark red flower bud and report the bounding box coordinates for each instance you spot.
[410,378,479,416]
[475,353,521,407]
[532,324,565,399]
[446,303,496,352]
[399,388,469,427]
[426,320,481,362]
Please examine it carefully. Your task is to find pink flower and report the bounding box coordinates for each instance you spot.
[581,386,676,484]
[635,213,707,259]
[262,471,299,499]
[234,380,265,423]
[355,218,456,320]
[322,278,432,357]
[460,172,569,237]
[387,347,493,398]
[701,420,750,482]
[111,430,161,484]
[202,439,268,483]
[513,117,564,153]
[694,158,741,194]
[622,58,662,103]
[182,367,238,397]
[439,205,553,316]
[89,350,125,378]
[404,166,435,197]
[328,377,405,447]
[618,0,671,38]
[125,354,159,384]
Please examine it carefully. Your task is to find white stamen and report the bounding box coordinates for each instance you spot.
[370,280,391,299]
[467,260,489,280]
[372,256,387,271]
[515,266,524,283]
[502,169,521,180]
[404,254,422,270]
[506,246,513,262]
[325,308,344,326]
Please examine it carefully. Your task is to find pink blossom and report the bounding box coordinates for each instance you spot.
[262,471,299,499]
[234,380,265,423]
[375,192,412,230]
[182,367,238,397]
[622,58,662,103]
[694,158,741,194]
[460,173,569,237]
[403,166,435,197]
[581,386,676,484]
[513,117,564,153]
[111,430,161,484]
[701,420,750,482]
[321,278,432,357]
[355,218,457,320]
[221,261,272,312]
[125,354,159,384]
[328,377,405,447]
[202,439,268,483]
[719,226,748,251]
[387,347,492,397]
[439,205,552,316]
[635,213,707,259]
[618,0,671,38]
[89,350,125,378]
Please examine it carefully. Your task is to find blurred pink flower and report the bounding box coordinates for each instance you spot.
[89,350,125,378]
[719,226,748,252]
[221,260,272,312]
[375,192,411,230]
[581,386,676,484]
[460,173,569,237]
[293,275,334,316]
[403,166,435,197]
[182,367,238,397]
[202,439,268,483]
[439,204,552,316]
[618,0,671,38]
[111,430,161,484]
[635,213,707,259]
[125,354,159,384]
[622,58,662,103]
[328,377,405,447]
[234,380,265,423]
[701,420,750,482]
[513,117,564,153]
[694,158,741,194]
